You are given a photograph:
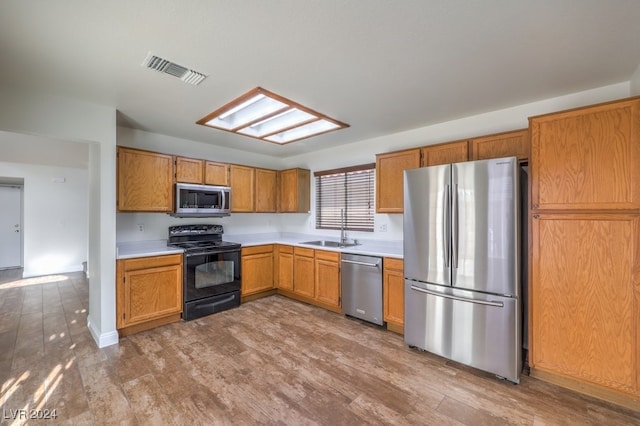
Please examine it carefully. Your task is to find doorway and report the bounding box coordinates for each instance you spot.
[0,184,23,270]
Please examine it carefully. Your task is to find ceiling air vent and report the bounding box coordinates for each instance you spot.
[142,53,207,85]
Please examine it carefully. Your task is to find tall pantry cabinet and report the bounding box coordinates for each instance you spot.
[529,97,640,408]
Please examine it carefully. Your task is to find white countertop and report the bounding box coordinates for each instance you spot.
[116,233,403,260]
[226,232,403,259]
[116,239,184,259]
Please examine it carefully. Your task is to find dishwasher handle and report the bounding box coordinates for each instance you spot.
[341,259,380,268]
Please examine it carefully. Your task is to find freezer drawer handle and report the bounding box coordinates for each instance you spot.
[341,259,380,268]
[410,285,504,307]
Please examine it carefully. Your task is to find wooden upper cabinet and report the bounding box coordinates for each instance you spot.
[279,168,310,213]
[530,213,640,395]
[469,129,529,161]
[420,140,469,167]
[229,164,255,212]
[175,157,204,183]
[117,147,174,212]
[530,98,640,211]
[204,161,230,186]
[376,149,421,213]
[255,168,278,213]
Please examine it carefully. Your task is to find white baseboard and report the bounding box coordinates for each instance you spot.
[87,318,119,348]
[22,264,85,278]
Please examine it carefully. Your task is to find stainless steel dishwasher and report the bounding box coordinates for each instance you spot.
[341,253,383,325]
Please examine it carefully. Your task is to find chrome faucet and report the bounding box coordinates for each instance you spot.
[340,208,347,245]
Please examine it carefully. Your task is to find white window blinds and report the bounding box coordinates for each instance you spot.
[315,164,375,232]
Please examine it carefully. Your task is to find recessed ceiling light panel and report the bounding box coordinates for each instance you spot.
[196,87,348,145]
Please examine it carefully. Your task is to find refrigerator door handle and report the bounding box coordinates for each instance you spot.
[410,285,504,307]
[452,183,459,269]
[443,184,451,268]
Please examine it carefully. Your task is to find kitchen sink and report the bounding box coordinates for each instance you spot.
[301,240,359,248]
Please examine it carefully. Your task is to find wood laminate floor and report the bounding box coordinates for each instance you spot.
[0,271,638,425]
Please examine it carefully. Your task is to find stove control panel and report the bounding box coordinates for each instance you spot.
[168,224,223,236]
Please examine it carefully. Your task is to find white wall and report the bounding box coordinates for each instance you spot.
[631,63,640,95]
[0,89,118,348]
[280,82,632,241]
[0,161,88,277]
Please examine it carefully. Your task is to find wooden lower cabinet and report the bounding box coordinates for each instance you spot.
[275,245,294,291]
[241,245,274,296]
[314,250,341,311]
[293,247,315,298]
[116,254,183,336]
[383,257,404,334]
[530,213,640,406]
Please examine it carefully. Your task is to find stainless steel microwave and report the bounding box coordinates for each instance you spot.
[172,183,231,217]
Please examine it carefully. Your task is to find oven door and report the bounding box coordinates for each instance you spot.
[184,249,241,303]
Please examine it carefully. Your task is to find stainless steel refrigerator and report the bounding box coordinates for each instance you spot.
[403,157,521,383]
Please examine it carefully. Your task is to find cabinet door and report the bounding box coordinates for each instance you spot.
[531,213,639,395]
[276,245,294,291]
[279,169,310,213]
[530,98,640,210]
[204,161,229,186]
[255,168,278,213]
[117,147,174,212]
[376,149,421,213]
[314,250,340,308]
[121,267,182,327]
[230,165,255,212]
[176,157,204,183]
[470,129,529,161]
[421,140,469,167]
[383,258,404,327]
[241,245,274,296]
[293,248,315,298]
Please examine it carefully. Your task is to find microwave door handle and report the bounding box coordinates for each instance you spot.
[221,189,226,210]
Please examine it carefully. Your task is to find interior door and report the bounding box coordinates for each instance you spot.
[0,186,22,269]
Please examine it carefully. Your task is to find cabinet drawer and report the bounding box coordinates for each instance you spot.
[384,257,404,272]
[316,249,340,262]
[277,244,293,254]
[242,245,274,256]
[294,247,314,257]
[122,254,182,271]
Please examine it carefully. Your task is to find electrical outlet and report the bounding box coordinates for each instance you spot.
[137,224,144,232]
[378,223,387,232]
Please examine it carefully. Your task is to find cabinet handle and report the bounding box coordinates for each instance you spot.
[533,214,539,219]
[532,204,539,209]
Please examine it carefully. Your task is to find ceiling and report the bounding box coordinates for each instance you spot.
[1,1,640,159]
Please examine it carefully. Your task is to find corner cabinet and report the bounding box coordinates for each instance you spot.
[279,168,310,213]
[241,245,274,297]
[255,168,278,213]
[116,254,183,336]
[383,258,404,334]
[117,147,174,212]
[376,149,421,213]
[529,97,640,409]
